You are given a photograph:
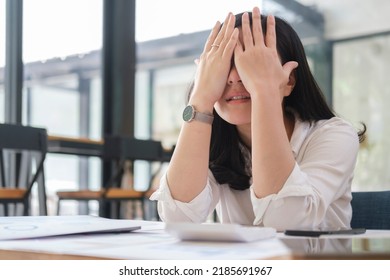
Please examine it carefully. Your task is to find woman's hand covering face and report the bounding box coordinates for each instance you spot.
[191,13,239,107]
[234,7,298,100]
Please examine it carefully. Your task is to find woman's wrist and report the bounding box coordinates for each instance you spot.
[249,84,283,102]
[188,94,215,115]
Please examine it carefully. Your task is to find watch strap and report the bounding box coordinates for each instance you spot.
[194,111,214,124]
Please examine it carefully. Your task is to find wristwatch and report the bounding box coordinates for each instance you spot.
[182,105,214,124]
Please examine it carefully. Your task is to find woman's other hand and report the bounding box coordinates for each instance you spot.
[234,7,298,101]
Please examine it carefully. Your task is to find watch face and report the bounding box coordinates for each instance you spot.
[183,105,194,122]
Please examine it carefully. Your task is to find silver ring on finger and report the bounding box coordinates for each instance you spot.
[211,44,220,48]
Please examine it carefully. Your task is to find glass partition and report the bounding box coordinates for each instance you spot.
[23,0,103,215]
[333,34,390,191]
[135,0,262,42]
[23,0,103,138]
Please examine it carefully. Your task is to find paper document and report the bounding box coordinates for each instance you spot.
[0,219,291,259]
[0,215,141,240]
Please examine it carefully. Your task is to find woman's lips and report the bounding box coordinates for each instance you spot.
[226,95,251,102]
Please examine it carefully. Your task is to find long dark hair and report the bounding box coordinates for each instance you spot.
[195,13,364,190]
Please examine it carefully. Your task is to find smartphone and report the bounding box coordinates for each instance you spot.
[284,228,366,237]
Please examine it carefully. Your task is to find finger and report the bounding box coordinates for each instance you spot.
[234,38,243,59]
[251,7,264,46]
[222,28,239,58]
[241,12,253,49]
[219,14,238,50]
[221,14,236,44]
[212,13,233,48]
[265,15,277,49]
[204,21,222,52]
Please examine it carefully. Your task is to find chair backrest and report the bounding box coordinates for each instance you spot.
[351,191,390,229]
[0,123,47,195]
[103,136,163,161]
[102,136,163,188]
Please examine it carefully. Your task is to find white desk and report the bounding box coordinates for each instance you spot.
[0,216,390,260]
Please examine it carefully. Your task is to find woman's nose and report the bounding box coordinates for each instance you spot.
[227,66,242,85]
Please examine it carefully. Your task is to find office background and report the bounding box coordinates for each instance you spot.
[0,0,389,216]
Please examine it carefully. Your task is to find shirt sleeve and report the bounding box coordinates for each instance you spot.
[250,119,359,230]
[149,170,220,223]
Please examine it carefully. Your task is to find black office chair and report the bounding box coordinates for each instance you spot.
[351,191,390,229]
[0,123,48,216]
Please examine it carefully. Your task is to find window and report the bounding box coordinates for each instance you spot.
[135,0,262,42]
[23,0,103,138]
[23,0,103,215]
[333,34,390,191]
[152,65,196,147]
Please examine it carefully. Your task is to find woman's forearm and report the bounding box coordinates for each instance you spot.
[166,13,238,202]
[250,88,295,198]
[166,97,214,202]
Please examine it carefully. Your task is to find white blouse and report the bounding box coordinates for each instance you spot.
[150,117,359,231]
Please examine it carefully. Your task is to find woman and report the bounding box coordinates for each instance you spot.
[150,7,364,230]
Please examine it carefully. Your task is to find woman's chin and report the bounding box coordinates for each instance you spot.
[223,116,251,126]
